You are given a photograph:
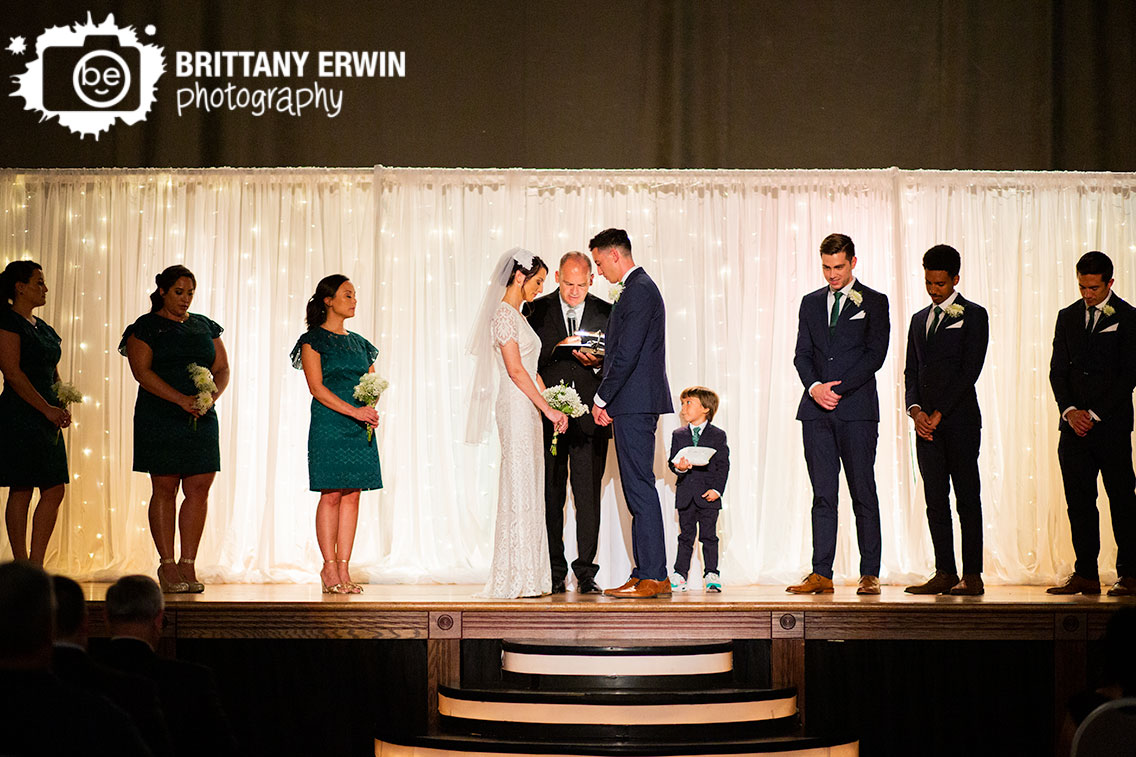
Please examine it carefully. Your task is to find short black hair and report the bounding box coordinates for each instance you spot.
[0,561,54,660]
[819,233,854,261]
[923,244,961,278]
[52,575,86,638]
[1076,250,1113,281]
[588,228,632,254]
[105,575,164,623]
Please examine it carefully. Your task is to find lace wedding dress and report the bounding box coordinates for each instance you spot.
[479,303,552,598]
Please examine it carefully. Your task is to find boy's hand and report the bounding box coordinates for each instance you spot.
[674,457,692,472]
[702,490,719,502]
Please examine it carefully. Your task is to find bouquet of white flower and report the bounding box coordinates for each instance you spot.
[187,363,217,430]
[540,381,588,455]
[50,380,83,444]
[353,372,389,442]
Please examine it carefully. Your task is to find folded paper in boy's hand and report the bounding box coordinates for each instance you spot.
[671,446,715,467]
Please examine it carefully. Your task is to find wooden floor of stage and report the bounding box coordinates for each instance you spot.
[79,582,1130,642]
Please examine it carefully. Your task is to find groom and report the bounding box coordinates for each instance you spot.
[590,228,674,598]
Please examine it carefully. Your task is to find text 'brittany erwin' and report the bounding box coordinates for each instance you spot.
[174,51,406,79]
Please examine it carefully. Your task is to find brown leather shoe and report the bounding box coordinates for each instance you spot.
[1046,574,1101,595]
[786,573,834,594]
[856,575,881,595]
[1107,576,1136,596]
[607,578,672,598]
[603,577,639,596]
[905,571,959,595]
[949,574,985,596]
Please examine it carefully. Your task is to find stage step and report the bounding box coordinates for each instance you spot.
[501,640,734,690]
[438,685,797,740]
[376,732,858,757]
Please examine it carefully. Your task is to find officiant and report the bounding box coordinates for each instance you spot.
[527,252,613,594]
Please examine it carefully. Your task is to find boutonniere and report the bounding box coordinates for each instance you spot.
[944,303,965,318]
[846,288,863,307]
[1102,304,1116,318]
[611,283,624,304]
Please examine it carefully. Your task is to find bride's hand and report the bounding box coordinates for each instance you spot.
[545,408,569,434]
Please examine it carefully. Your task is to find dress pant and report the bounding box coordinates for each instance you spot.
[915,424,983,575]
[613,413,667,581]
[674,504,719,577]
[542,417,608,584]
[1057,425,1136,579]
[802,416,882,578]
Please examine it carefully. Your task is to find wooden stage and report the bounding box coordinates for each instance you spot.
[80,581,1130,740]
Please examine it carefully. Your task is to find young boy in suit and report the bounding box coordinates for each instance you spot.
[668,387,730,592]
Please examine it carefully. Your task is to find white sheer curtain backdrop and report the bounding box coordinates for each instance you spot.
[2,167,1134,585]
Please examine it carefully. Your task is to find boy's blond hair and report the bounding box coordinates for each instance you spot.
[680,386,719,423]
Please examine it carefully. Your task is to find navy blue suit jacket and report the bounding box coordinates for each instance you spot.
[668,423,729,510]
[794,280,890,422]
[1049,294,1136,433]
[597,267,673,416]
[903,295,989,429]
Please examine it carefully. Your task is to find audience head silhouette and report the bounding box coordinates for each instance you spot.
[52,574,89,648]
[0,560,54,670]
[105,575,165,649]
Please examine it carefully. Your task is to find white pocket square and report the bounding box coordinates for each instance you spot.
[849,311,866,320]
[945,320,964,329]
[1100,323,1119,333]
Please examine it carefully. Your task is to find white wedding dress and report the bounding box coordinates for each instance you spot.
[479,303,552,598]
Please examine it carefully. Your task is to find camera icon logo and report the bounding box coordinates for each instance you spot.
[12,14,165,139]
[44,35,140,112]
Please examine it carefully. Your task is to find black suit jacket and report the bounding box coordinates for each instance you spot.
[903,295,989,429]
[1049,294,1136,433]
[668,424,730,510]
[528,290,612,436]
[53,644,174,757]
[794,280,890,422]
[99,637,238,757]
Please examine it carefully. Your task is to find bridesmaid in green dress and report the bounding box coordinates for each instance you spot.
[0,261,71,566]
[291,274,382,594]
[121,265,229,593]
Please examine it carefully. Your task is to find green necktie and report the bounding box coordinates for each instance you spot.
[1086,306,1097,333]
[928,305,943,336]
[829,291,843,336]
[692,426,701,446]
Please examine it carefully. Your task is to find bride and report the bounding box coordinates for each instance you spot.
[466,249,568,598]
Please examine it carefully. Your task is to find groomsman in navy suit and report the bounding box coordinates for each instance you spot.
[788,233,890,595]
[1048,251,1136,596]
[589,228,674,599]
[528,252,612,595]
[903,245,989,596]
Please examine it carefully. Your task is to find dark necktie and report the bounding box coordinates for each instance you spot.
[928,305,943,336]
[692,426,701,446]
[829,292,843,336]
[1086,306,1097,333]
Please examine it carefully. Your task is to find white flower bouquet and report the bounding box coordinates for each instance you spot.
[50,380,82,444]
[353,372,389,442]
[541,381,588,456]
[187,363,217,430]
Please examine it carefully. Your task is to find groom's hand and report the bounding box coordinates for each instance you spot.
[810,380,841,411]
[593,405,612,427]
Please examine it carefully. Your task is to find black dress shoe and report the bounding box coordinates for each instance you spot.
[576,580,602,594]
[551,581,566,594]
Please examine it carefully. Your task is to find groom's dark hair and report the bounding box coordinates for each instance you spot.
[923,245,961,278]
[589,228,632,256]
[1077,251,1113,281]
[819,233,854,261]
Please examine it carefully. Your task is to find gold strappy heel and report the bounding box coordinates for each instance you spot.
[337,559,363,594]
[157,558,190,594]
[178,557,205,593]
[321,560,347,594]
